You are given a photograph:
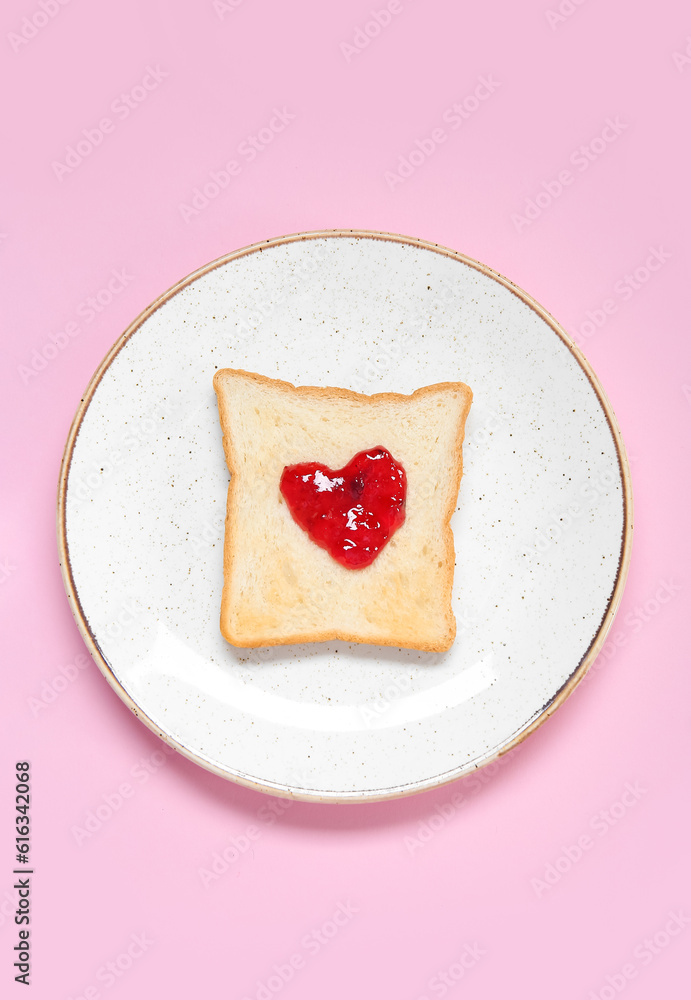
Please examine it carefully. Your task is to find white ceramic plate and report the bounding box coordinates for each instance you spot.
[58,231,632,802]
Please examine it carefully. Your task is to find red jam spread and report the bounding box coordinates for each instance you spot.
[280,447,406,569]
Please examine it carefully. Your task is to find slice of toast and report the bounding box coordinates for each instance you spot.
[212,369,473,651]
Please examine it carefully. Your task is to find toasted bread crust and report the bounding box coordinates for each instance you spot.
[213,369,472,651]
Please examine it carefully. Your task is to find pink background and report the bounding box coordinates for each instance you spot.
[2,0,690,997]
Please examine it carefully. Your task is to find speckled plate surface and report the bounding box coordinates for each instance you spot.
[58,230,632,802]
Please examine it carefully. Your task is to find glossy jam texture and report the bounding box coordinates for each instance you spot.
[279,447,406,569]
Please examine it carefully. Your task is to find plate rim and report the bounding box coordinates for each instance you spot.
[56,228,634,803]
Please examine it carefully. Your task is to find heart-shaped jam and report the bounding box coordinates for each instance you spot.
[280,447,406,569]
